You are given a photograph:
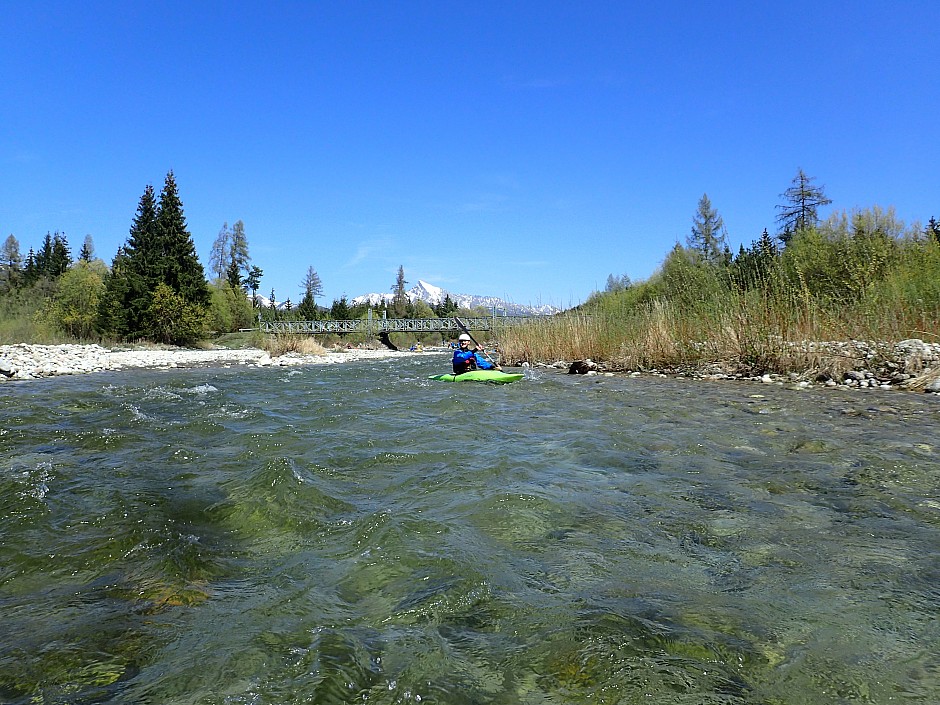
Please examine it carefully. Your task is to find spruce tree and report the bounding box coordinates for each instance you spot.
[98,173,210,342]
[49,232,71,277]
[106,184,159,338]
[330,295,351,320]
[36,233,54,275]
[926,217,940,245]
[155,170,210,308]
[97,247,134,338]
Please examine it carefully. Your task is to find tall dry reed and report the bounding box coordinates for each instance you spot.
[263,333,326,357]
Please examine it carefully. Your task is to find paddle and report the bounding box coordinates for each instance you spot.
[454,316,500,368]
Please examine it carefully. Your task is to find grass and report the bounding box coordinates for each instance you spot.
[496,236,940,382]
[262,333,327,357]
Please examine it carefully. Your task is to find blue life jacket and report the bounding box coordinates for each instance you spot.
[453,349,495,373]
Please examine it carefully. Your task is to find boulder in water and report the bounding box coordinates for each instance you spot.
[568,359,598,375]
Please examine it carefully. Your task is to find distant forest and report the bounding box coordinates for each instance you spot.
[2,168,938,352]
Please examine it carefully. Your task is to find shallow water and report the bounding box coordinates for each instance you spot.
[1,355,938,704]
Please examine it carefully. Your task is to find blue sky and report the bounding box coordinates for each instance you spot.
[2,2,938,309]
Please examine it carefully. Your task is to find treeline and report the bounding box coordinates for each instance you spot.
[0,171,491,346]
[501,169,940,372]
[259,264,472,322]
[0,171,258,344]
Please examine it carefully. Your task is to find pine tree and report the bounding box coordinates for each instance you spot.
[687,194,728,266]
[1,234,22,291]
[97,173,210,342]
[434,293,458,317]
[227,220,250,290]
[730,228,779,291]
[298,266,323,320]
[330,295,351,320]
[97,247,134,338]
[36,233,54,275]
[604,274,631,293]
[23,248,38,284]
[210,223,231,282]
[776,169,832,243]
[49,232,71,276]
[926,217,940,245]
[391,265,409,318]
[155,170,210,308]
[246,266,263,306]
[99,185,158,338]
[79,235,94,262]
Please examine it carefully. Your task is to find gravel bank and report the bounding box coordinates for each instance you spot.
[0,344,438,382]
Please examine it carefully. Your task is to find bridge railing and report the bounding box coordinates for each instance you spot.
[259,316,534,335]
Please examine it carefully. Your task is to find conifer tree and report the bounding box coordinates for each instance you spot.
[391,265,409,318]
[155,170,210,309]
[298,266,323,320]
[687,194,728,266]
[330,295,351,320]
[926,217,940,245]
[23,248,38,284]
[98,185,158,338]
[79,235,94,262]
[227,220,250,290]
[210,222,231,282]
[98,172,210,342]
[97,247,134,338]
[49,232,71,276]
[776,169,832,243]
[246,265,263,306]
[35,233,54,275]
[1,234,22,291]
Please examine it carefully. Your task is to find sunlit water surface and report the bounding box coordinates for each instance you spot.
[1,355,938,704]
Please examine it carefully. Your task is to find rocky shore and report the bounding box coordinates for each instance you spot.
[555,338,940,394]
[4,339,940,394]
[0,343,429,382]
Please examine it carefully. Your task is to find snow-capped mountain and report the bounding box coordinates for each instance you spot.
[252,294,292,310]
[351,280,559,316]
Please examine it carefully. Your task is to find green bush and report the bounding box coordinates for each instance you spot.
[148,283,208,346]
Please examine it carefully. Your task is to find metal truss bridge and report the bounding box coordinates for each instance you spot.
[259,316,534,336]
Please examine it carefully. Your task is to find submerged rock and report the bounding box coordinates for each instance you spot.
[568,359,599,375]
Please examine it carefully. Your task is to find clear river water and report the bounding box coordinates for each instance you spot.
[1,354,938,704]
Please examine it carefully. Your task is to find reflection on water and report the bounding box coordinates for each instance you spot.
[1,355,938,704]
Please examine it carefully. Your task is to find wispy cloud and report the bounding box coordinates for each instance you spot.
[344,238,392,268]
[458,192,509,213]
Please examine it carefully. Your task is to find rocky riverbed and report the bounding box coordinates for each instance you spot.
[0,343,431,382]
[3,339,940,393]
[552,338,940,394]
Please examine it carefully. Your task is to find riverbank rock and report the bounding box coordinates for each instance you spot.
[568,359,599,375]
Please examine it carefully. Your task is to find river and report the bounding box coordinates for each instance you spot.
[1,354,938,704]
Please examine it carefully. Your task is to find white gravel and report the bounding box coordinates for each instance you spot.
[0,344,439,382]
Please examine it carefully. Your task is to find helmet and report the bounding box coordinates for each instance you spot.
[458,333,472,342]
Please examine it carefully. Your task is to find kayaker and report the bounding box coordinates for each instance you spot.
[452,333,500,373]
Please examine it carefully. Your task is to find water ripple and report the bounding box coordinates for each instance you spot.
[1,362,938,703]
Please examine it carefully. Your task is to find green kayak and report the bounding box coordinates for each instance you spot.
[430,370,524,384]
